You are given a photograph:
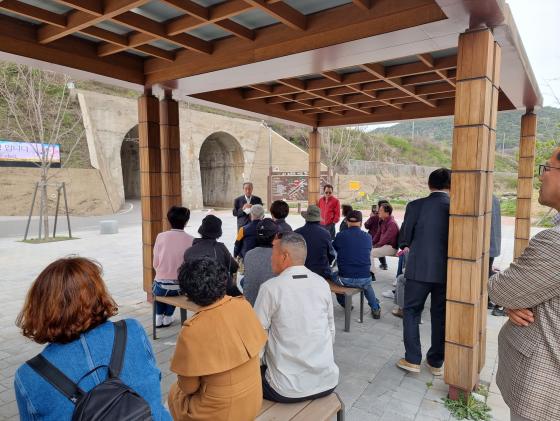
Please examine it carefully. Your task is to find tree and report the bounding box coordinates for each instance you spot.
[0,62,84,240]
[319,127,360,182]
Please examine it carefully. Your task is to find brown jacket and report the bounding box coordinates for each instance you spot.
[488,225,560,421]
[168,296,267,421]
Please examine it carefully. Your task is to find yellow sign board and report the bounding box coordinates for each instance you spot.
[349,180,361,191]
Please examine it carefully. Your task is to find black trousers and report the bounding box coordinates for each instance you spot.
[403,279,446,367]
[260,366,336,403]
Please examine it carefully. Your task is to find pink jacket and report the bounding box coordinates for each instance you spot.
[153,229,194,281]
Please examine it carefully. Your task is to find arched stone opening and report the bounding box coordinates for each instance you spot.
[199,132,244,208]
[121,125,140,200]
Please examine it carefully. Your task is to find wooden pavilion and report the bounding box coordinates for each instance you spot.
[0,0,542,397]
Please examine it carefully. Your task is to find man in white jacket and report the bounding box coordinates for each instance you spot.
[254,231,339,403]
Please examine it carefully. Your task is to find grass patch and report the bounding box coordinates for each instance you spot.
[442,390,491,421]
[21,236,78,244]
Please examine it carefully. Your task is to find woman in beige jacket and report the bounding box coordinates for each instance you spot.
[168,257,267,421]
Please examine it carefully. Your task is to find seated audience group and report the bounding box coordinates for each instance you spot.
[16,178,434,420]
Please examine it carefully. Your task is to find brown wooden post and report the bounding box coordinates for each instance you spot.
[446,28,501,395]
[308,128,321,204]
[160,89,182,231]
[139,88,162,294]
[514,112,537,258]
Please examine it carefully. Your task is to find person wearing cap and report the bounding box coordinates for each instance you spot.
[333,210,381,319]
[254,232,339,402]
[294,205,335,281]
[370,203,399,273]
[233,182,263,229]
[184,214,239,296]
[270,200,292,233]
[234,204,265,260]
[317,184,340,240]
[242,218,278,306]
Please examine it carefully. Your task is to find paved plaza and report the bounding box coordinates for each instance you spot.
[0,207,533,420]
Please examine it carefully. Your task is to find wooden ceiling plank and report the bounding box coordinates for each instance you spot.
[166,0,253,35]
[82,26,175,61]
[214,19,255,41]
[316,98,455,127]
[162,0,253,40]
[0,14,144,84]
[55,0,103,16]
[146,0,447,82]
[360,62,436,108]
[242,0,306,30]
[352,0,371,11]
[111,11,212,54]
[159,0,209,20]
[37,0,149,44]
[193,89,317,126]
[0,0,66,27]
[278,78,371,115]
[417,53,456,88]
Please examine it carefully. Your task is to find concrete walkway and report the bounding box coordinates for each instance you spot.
[0,210,529,420]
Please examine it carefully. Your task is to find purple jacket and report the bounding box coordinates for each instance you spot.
[372,216,399,249]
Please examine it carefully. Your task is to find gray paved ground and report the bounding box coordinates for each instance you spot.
[0,210,533,420]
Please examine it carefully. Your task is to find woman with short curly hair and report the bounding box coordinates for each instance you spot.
[168,257,267,421]
[14,257,171,421]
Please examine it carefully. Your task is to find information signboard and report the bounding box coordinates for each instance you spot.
[0,140,61,167]
[270,171,329,201]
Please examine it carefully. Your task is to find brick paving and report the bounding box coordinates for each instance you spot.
[0,210,527,420]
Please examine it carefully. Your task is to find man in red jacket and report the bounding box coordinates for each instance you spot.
[317,184,340,240]
[370,203,399,272]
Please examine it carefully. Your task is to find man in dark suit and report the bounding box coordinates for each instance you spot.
[396,168,451,376]
[233,182,263,229]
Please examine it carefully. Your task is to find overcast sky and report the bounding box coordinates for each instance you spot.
[508,0,560,107]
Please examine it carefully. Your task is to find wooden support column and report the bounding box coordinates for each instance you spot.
[160,90,182,231]
[446,28,501,395]
[514,112,537,258]
[308,128,321,204]
[139,88,162,294]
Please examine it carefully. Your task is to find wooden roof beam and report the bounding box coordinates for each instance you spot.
[243,0,306,30]
[417,53,456,88]
[166,0,252,35]
[38,0,149,44]
[278,78,370,115]
[360,62,437,108]
[111,11,212,54]
[162,0,255,41]
[0,0,66,27]
[322,70,399,110]
[352,0,371,11]
[55,0,103,16]
[0,14,145,84]
[81,26,175,61]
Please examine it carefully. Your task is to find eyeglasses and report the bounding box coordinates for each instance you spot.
[324,191,332,195]
[538,164,560,176]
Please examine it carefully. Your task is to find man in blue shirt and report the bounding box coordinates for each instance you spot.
[333,210,381,319]
[295,205,335,280]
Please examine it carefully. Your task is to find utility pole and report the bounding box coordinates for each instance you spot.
[411,120,415,142]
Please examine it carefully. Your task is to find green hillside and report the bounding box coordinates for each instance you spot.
[373,106,560,150]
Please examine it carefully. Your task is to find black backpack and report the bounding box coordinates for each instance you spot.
[27,320,153,421]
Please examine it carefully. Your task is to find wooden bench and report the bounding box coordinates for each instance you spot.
[152,295,200,340]
[257,392,344,420]
[327,281,364,332]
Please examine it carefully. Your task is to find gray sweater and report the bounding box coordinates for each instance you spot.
[242,247,275,306]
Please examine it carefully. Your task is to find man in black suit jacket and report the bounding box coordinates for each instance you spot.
[396,168,451,376]
[233,182,263,229]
